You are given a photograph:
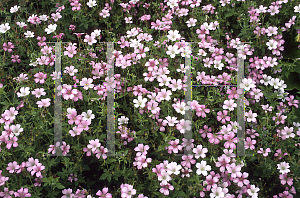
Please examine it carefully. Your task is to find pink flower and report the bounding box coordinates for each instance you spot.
[87,139,101,153]
[181,154,196,168]
[7,161,20,173]
[134,144,150,156]
[223,132,237,150]
[244,137,256,150]
[99,9,110,18]
[176,119,192,134]
[31,163,45,178]
[3,42,14,53]
[37,56,50,65]
[245,110,257,123]
[33,72,47,84]
[217,110,231,124]
[232,172,250,187]
[61,84,78,100]
[157,88,172,101]
[11,55,21,63]
[268,5,280,15]
[166,139,183,154]
[192,144,208,159]
[279,173,293,186]
[215,156,231,173]
[96,187,112,198]
[159,182,174,195]
[226,163,241,178]
[36,98,51,108]
[84,34,97,45]
[257,148,271,157]
[207,133,222,145]
[69,126,83,137]
[60,141,70,156]
[64,44,77,58]
[80,77,94,90]
[286,95,299,108]
[31,88,46,98]
[223,99,237,111]
[0,187,14,197]
[120,184,136,198]
[14,187,31,198]
[62,188,74,198]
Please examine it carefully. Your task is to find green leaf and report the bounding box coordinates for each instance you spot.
[282,72,300,91]
[84,23,89,29]
[54,183,65,189]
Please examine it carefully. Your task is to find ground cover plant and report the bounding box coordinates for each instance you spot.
[0,0,300,197]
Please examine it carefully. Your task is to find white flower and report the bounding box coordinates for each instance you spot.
[129,39,141,49]
[277,162,290,175]
[39,15,49,21]
[133,96,147,108]
[268,78,282,89]
[293,122,300,128]
[294,4,300,13]
[125,17,133,24]
[16,22,26,28]
[213,60,224,70]
[91,29,101,37]
[167,0,179,9]
[186,18,197,27]
[24,31,35,38]
[196,160,211,176]
[11,124,23,136]
[180,45,192,58]
[17,87,30,97]
[87,0,97,8]
[82,110,95,122]
[166,44,180,58]
[266,39,278,50]
[210,187,225,198]
[239,78,256,91]
[157,170,172,185]
[167,30,181,41]
[0,23,11,33]
[118,116,129,125]
[166,162,182,175]
[45,24,57,34]
[163,116,179,127]
[79,77,94,90]
[10,5,20,13]
[247,185,260,198]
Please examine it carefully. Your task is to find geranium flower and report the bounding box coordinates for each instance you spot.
[17,87,30,97]
[196,160,211,176]
[45,24,57,34]
[133,95,147,108]
[24,31,34,38]
[87,0,97,8]
[0,23,10,33]
[118,116,129,125]
[166,44,180,58]
[167,30,181,41]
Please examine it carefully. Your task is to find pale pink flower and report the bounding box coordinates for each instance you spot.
[163,116,179,127]
[64,44,77,58]
[7,161,20,173]
[193,144,208,159]
[36,98,51,108]
[84,34,97,45]
[223,99,237,111]
[196,160,211,176]
[80,77,94,90]
[17,87,30,97]
[34,72,47,84]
